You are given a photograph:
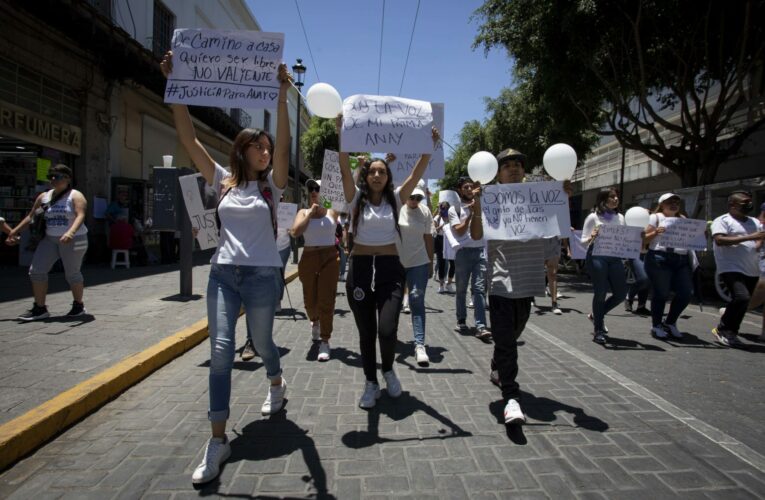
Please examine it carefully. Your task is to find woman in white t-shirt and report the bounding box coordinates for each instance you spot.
[161,52,290,485]
[337,116,439,409]
[580,187,627,345]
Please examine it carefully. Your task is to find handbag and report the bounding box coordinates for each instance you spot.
[26,189,70,251]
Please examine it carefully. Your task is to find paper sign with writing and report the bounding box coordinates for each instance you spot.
[164,29,284,109]
[592,225,643,259]
[277,202,297,231]
[657,217,707,251]
[570,230,588,260]
[390,103,444,183]
[319,150,348,212]
[479,182,571,241]
[179,173,218,250]
[341,95,434,154]
[438,190,460,209]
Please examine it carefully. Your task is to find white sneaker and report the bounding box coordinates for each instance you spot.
[552,303,562,315]
[359,381,381,408]
[587,312,608,333]
[437,283,445,294]
[663,323,683,339]
[261,378,287,415]
[468,300,474,308]
[311,321,320,341]
[446,283,455,293]
[651,325,668,339]
[382,369,402,398]
[317,342,330,362]
[415,344,429,366]
[719,307,726,317]
[191,436,231,484]
[503,399,526,424]
[402,304,411,314]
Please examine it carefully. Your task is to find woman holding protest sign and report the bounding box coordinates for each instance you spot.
[161,51,290,485]
[643,193,694,340]
[336,115,439,409]
[581,187,627,344]
[291,178,340,361]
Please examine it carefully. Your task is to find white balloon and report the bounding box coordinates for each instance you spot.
[305,83,343,119]
[625,206,650,228]
[467,151,498,184]
[543,143,577,180]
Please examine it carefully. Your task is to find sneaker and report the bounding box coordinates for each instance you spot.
[475,326,492,340]
[719,307,726,317]
[18,303,49,321]
[446,283,455,293]
[556,291,563,299]
[587,312,609,333]
[634,305,651,316]
[317,342,330,362]
[437,283,445,294]
[66,301,87,317]
[728,334,743,346]
[712,327,732,347]
[552,302,562,315]
[651,325,668,339]
[261,378,287,415]
[545,287,550,297]
[624,299,633,312]
[530,299,536,308]
[311,321,320,341]
[402,304,411,314]
[663,323,683,339]
[415,344,429,366]
[241,339,257,361]
[382,369,402,398]
[489,370,500,387]
[468,300,474,308]
[503,399,526,424]
[455,322,469,334]
[359,381,381,409]
[593,331,608,344]
[191,436,231,484]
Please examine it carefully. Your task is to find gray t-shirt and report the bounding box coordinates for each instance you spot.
[487,239,545,299]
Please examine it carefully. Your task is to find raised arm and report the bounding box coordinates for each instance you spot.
[398,127,439,204]
[160,51,216,186]
[271,64,291,190]
[336,115,358,203]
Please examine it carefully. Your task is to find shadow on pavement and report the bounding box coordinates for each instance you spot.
[341,391,472,449]
[328,346,363,368]
[160,293,203,302]
[394,341,472,375]
[197,347,291,372]
[601,336,666,351]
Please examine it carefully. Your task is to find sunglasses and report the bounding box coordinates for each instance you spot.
[308,186,320,193]
[48,174,67,181]
[409,195,424,202]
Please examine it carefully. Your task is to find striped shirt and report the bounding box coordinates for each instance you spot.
[487,240,545,299]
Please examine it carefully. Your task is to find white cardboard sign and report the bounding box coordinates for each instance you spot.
[657,217,707,251]
[319,150,348,212]
[390,103,444,183]
[277,202,298,232]
[570,230,588,260]
[592,224,643,259]
[178,173,218,250]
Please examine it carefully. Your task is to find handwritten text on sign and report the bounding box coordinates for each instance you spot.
[277,202,297,232]
[658,217,707,251]
[592,225,643,259]
[341,95,433,154]
[390,103,445,183]
[319,150,348,212]
[179,173,218,250]
[164,29,284,109]
[479,182,571,241]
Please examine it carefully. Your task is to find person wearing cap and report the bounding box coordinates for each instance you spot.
[291,179,340,361]
[710,191,765,346]
[642,193,693,339]
[7,164,89,321]
[449,176,491,339]
[398,186,436,366]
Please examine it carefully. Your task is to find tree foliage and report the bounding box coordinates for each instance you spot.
[474,0,765,187]
[300,116,338,179]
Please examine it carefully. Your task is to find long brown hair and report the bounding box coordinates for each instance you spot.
[225,128,274,188]
[352,158,401,238]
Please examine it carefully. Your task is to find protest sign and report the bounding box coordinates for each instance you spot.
[442,225,457,260]
[390,103,444,183]
[164,29,284,109]
[340,95,434,154]
[479,181,571,241]
[592,225,643,259]
[438,190,460,209]
[277,202,297,232]
[179,173,218,250]
[570,230,588,260]
[657,217,707,251]
[319,150,348,212]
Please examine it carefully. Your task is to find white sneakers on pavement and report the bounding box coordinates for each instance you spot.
[261,378,287,415]
[415,344,430,366]
[359,381,381,408]
[191,436,232,484]
[504,400,526,424]
[318,342,330,362]
[383,369,402,398]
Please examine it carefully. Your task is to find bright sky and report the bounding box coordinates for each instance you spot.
[248,0,513,160]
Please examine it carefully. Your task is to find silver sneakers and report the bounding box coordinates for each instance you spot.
[503,399,526,424]
[261,378,287,415]
[415,344,429,366]
[651,325,668,339]
[191,436,231,484]
[317,342,330,362]
[311,321,320,341]
[359,381,381,408]
[382,369,402,398]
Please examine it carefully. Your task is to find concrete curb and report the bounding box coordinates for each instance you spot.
[0,269,299,472]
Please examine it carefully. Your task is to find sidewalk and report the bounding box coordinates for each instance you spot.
[0,274,763,498]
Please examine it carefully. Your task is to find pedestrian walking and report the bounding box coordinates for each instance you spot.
[161,52,290,484]
[643,193,694,339]
[581,187,628,344]
[7,164,89,320]
[449,177,490,340]
[292,179,340,362]
[710,191,765,346]
[337,116,438,409]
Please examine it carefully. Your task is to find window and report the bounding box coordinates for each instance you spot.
[152,1,175,58]
[263,110,271,133]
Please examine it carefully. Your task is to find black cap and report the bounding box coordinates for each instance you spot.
[496,148,526,167]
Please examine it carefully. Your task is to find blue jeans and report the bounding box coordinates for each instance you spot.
[455,247,487,328]
[627,255,650,305]
[207,264,283,422]
[644,250,693,327]
[585,253,627,332]
[405,263,430,345]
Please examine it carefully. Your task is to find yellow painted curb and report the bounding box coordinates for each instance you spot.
[0,269,299,471]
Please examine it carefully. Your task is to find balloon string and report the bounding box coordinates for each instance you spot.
[288,80,309,102]
[439,138,458,154]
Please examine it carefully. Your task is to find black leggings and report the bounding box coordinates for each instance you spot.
[346,255,405,383]
[434,235,455,281]
[489,295,532,402]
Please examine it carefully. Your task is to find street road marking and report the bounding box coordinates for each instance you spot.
[526,322,765,473]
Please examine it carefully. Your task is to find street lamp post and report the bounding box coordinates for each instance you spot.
[291,58,306,264]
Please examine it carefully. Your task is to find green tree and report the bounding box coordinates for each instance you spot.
[441,120,490,190]
[474,0,765,187]
[300,116,338,179]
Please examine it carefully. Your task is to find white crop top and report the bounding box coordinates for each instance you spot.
[43,189,88,237]
[303,212,337,247]
[349,186,403,246]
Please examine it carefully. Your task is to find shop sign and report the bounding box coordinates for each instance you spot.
[0,100,81,155]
